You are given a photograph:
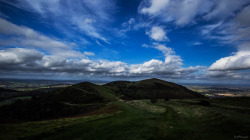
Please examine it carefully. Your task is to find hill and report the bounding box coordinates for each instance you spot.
[0,82,116,121]
[0,79,250,140]
[105,78,204,99]
[0,87,20,99]
[0,78,202,121]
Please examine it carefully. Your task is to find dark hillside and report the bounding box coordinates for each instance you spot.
[104,78,204,99]
[0,82,111,121]
[0,87,20,100]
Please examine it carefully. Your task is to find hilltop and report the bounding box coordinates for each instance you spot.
[105,78,204,99]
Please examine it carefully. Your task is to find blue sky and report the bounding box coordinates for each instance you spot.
[0,0,250,83]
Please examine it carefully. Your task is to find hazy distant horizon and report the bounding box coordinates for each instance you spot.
[1,77,250,88]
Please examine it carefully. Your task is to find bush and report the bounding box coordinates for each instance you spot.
[164,98,169,101]
[150,98,157,103]
[198,99,210,106]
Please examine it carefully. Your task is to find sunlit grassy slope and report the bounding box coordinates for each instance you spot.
[1,97,249,140]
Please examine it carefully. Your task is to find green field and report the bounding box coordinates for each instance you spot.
[1,97,249,140]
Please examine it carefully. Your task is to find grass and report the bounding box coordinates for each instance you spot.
[0,114,113,140]
[0,101,11,107]
[0,98,250,140]
[0,96,32,107]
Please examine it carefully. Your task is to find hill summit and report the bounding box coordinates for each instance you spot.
[105,78,204,99]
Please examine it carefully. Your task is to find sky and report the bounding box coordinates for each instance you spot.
[0,0,250,84]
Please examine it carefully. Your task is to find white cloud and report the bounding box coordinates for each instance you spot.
[0,48,43,65]
[143,43,181,64]
[142,44,150,48]
[119,18,137,36]
[208,5,250,71]
[0,48,127,75]
[0,18,84,58]
[193,42,202,46]
[72,17,110,44]
[209,51,250,70]
[4,48,245,81]
[129,44,183,77]
[146,26,168,41]
[140,0,250,75]
[0,46,201,79]
[83,52,95,56]
[154,44,174,56]
[140,0,206,25]
[141,0,170,15]
[204,0,250,20]
[139,0,250,25]
[128,18,135,25]
[1,0,116,43]
[130,59,164,74]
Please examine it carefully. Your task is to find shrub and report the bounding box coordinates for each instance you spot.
[151,98,157,103]
[198,99,210,106]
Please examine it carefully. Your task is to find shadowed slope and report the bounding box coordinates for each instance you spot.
[105,78,204,99]
[0,82,115,121]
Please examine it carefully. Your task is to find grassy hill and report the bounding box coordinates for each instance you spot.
[105,78,204,99]
[1,78,248,140]
[0,82,116,121]
[0,78,204,121]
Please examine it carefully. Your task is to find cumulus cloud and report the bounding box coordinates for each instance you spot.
[129,44,187,78]
[0,48,127,75]
[0,48,43,66]
[0,46,203,79]
[146,26,168,41]
[143,43,182,65]
[209,51,250,70]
